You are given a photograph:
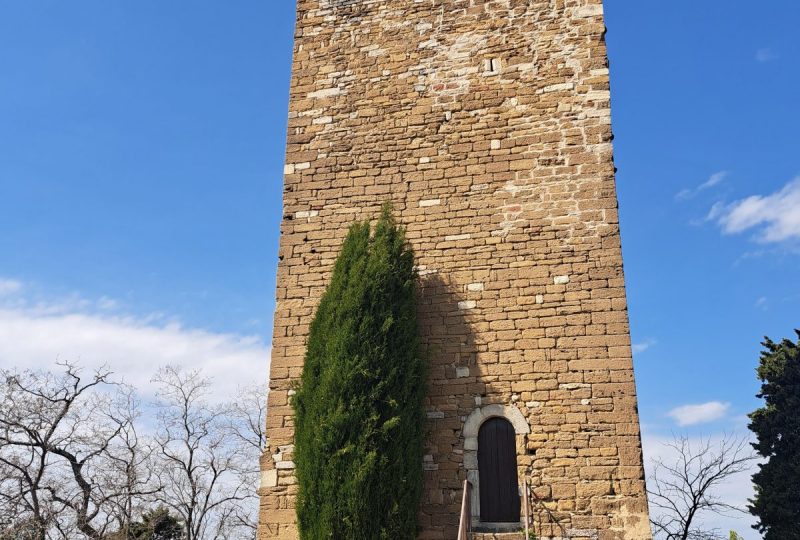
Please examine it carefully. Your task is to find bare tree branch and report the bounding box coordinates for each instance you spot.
[0,362,155,540]
[151,366,255,540]
[648,434,757,540]
[1,362,265,540]
[224,384,267,538]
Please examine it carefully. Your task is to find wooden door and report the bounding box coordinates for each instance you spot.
[478,417,520,523]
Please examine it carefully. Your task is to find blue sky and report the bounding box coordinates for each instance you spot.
[1,2,798,537]
[605,2,800,427]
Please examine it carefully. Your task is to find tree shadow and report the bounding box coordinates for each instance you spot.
[417,272,487,537]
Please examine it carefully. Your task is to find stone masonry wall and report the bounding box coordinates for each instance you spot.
[258,0,652,539]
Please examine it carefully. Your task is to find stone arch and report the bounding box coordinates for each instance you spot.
[464,404,529,443]
[462,405,530,525]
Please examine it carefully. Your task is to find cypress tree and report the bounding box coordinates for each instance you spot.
[748,330,800,539]
[129,507,183,540]
[292,205,426,540]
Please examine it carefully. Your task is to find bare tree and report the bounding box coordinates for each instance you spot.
[97,386,159,538]
[0,363,109,540]
[648,434,756,540]
[0,363,155,540]
[151,366,249,540]
[0,361,265,540]
[224,383,268,537]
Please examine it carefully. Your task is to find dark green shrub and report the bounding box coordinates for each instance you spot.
[292,205,426,540]
[748,330,800,540]
[130,507,183,540]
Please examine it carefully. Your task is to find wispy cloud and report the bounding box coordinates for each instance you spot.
[0,279,270,402]
[632,338,657,355]
[0,278,22,297]
[668,401,731,426]
[756,48,778,63]
[96,296,119,311]
[708,178,800,244]
[676,171,728,201]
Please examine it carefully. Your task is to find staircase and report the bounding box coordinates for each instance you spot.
[457,478,533,540]
[458,479,530,540]
[470,533,526,540]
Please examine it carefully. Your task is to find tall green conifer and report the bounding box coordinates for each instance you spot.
[748,330,800,539]
[292,205,425,540]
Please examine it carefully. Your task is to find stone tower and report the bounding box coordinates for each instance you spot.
[258,0,652,539]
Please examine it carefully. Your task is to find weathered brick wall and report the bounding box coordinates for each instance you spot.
[258,1,652,539]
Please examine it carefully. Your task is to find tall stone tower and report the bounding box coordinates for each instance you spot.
[259,0,651,539]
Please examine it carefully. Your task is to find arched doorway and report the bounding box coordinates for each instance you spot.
[478,417,520,523]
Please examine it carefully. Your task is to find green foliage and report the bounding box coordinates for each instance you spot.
[128,507,183,540]
[292,205,426,540]
[729,531,744,540]
[748,330,800,540]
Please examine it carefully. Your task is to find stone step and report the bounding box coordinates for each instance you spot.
[471,533,526,540]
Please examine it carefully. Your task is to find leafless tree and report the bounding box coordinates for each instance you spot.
[99,386,159,538]
[151,366,250,540]
[224,383,268,536]
[648,434,757,540]
[0,362,156,540]
[0,362,267,540]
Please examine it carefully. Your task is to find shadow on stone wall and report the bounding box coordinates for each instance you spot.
[417,271,486,538]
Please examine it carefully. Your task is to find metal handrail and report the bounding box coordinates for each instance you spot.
[457,479,472,540]
[524,476,573,539]
[523,478,531,538]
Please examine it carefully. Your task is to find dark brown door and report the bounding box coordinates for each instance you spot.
[478,417,520,523]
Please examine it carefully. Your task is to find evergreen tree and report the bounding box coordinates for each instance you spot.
[128,507,183,540]
[292,205,426,540]
[748,330,800,540]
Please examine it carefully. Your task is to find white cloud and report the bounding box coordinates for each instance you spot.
[632,338,657,355]
[0,285,270,403]
[668,401,731,426]
[701,171,728,190]
[0,278,22,297]
[642,432,761,539]
[96,296,119,311]
[676,171,728,201]
[709,178,800,244]
[756,48,777,63]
